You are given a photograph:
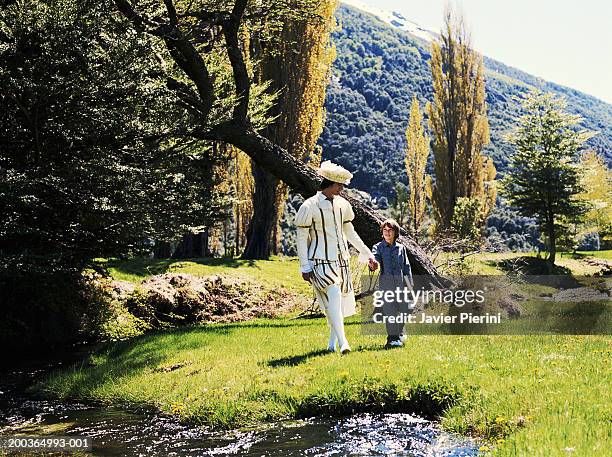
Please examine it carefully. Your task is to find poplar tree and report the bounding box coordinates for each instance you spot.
[427,8,495,233]
[404,95,430,240]
[502,91,593,270]
[576,150,612,244]
[242,0,337,259]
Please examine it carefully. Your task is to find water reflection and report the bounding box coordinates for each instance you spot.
[1,367,479,456]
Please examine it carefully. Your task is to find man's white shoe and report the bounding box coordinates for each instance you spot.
[340,343,351,355]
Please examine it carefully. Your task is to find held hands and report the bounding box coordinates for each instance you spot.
[368,257,379,271]
[303,258,377,281]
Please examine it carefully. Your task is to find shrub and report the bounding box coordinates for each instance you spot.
[80,272,150,342]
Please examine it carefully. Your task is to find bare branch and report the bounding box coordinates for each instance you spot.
[166,76,210,115]
[114,0,160,32]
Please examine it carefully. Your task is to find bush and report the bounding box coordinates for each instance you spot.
[80,272,150,342]
[451,197,482,245]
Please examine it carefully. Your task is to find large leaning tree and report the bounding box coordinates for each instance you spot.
[114,0,440,280]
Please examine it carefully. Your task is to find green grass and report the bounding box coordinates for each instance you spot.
[32,253,612,456]
[99,255,312,296]
[575,250,612,260]
[33,322,611,456]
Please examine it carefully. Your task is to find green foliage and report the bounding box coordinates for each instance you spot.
[405,95,430,238]
[486,204,542,252]
[80,272,151,341]
[501,91,593,266]
[451,197,482,245]
[321,5,433,198]
[0,0,232,275]
[0,0,235,351]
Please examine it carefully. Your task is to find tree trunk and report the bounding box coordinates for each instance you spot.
[547,221,556,273]
[213,124,443,284]
[153,241,173,259]
[172,231,209,259]
[242,164,280,259]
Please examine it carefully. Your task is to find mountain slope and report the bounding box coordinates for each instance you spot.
[320,4,612,200]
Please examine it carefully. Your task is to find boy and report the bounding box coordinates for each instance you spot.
[372,219,413,348]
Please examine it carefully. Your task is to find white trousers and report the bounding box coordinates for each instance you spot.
[308,259,355,349]
[325,284,348,349]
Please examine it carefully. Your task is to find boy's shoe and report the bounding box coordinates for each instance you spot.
[385,339,404,349]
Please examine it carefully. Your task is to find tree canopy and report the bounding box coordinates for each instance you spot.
[0,0,231,275]
[502,91,593,268]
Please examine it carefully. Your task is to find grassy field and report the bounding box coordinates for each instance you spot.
[33,252,612,456]
[576,250,612,260]
[102,255,312,296]
[434,250,612,276]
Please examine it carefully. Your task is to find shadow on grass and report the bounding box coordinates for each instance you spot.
[524,300,611,334]
[491,256,586,289]
[30,324,242,399]
[493,256,573,276]
[32,319,333,397]
[265,342,397,368]
[265,349,331,367]
[102,256,261,279]
[295,380,462,422]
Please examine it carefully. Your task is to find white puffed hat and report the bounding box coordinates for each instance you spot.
[318,160,353,185]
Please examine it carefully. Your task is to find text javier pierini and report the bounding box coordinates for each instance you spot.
[372,311,502,324]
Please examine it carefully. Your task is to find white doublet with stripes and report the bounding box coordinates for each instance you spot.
[295,192,373,317]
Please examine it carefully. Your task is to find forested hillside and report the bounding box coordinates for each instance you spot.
[320,4,612,199]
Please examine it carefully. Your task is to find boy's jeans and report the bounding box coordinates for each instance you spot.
[383,299,407,342]
[379,275,413,342]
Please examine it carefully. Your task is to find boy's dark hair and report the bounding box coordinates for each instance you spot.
[381,218,401,241]
[319,178,336,190]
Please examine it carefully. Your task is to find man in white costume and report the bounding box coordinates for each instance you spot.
[295,161,378,354]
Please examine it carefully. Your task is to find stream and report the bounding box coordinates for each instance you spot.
[0,357,481,456]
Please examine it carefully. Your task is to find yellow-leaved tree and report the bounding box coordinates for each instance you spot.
[404,94,431,241]
[427,7,496,237]
[576,150,612,248]
[242,0,338,259]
